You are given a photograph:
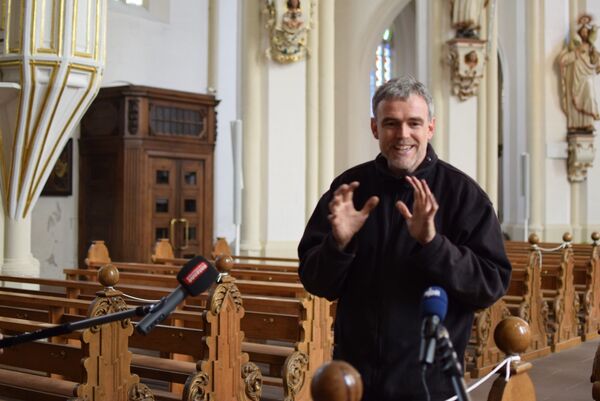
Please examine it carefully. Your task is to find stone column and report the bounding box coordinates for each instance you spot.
[241,0,264,254]
[319,0,335,192]
[306,0,320,219]
[526,0,544,234]
[486,1,499,208]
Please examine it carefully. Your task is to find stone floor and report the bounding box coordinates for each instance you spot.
[467,338,600,401]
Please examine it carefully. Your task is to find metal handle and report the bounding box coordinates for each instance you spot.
[169,218,189,250]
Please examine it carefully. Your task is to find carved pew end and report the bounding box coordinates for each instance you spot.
[311,360,363,401]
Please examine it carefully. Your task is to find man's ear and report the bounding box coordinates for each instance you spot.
[427,117,436,141]
[371,117,379,139]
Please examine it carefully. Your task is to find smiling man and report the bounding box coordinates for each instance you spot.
[298,76,511,401]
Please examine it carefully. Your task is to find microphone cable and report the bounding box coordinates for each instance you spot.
[421,364,432,401]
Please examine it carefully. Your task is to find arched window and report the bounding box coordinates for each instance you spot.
[115,0,147,7]
[370,29,393,101]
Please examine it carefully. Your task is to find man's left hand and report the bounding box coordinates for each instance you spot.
[396,176,438,245]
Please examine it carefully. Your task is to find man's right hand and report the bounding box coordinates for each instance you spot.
[328,181,379,250]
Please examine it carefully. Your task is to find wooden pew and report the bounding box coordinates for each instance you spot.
[0,271,153,401]
[83,240,332,401]
[506,233,580,353]
[572,232,600,341]
[152,238,300,271]
[0,268,263,401]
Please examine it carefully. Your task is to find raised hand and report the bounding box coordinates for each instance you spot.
[396,176,438,245]
[328,181,379,250]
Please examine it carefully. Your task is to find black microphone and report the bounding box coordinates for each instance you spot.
[419,286,448,366]
[136,255,220,335]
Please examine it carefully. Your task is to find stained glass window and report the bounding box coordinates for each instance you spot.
[370,29,393,102]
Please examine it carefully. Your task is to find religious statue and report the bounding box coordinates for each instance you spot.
[264,0,310,64]
[558,15,600,133]
[450,0,488,38]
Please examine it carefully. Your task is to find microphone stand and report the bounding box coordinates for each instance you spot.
[436,326,472,401]
[0,303,155,349]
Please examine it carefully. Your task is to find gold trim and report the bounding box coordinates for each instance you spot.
[0,60,24,213]
[58,0,64,55]
[72,0,95,59]
[1,0,6,55]
[18,60,59,197]
[34,0,60,55]
[24,64,97,216]
[6,0,25,53]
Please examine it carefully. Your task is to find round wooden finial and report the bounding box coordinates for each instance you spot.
[311,361,363,401]
[528,233,540,245]
[494,316,530,356]
[215,255,234,273]
[592,232,600,242]
[98,264,119,287]
[563,232,573,242]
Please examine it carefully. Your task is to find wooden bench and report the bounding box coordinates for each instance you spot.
[0,273,153,401]
[83,240,332,401]
[0,268,262,401]
[572,232,600,341]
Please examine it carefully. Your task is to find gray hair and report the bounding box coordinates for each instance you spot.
[371,76,434,121]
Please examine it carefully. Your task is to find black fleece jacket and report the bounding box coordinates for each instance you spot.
[298,146,511,401]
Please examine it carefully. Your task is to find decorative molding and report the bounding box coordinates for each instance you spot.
[446,38,487,100]
[242,362,263,401]
[283,351,309,401]
[567,133,596,182]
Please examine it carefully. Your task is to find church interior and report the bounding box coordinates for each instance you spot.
[0,0,599,400]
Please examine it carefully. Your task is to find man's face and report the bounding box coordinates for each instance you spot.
[371,95,435,176]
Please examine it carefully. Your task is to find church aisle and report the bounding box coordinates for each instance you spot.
[468,338,600,401]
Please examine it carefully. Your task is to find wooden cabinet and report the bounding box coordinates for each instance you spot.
[79,85,217,263]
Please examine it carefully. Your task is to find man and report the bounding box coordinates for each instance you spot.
[298,77,511,401]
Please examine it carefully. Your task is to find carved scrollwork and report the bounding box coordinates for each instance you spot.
[129,382,155,401]
[211,282,243,314]
[242,362,263,401]
[128,98,139,135]
[182,371,210,401]
[475,308,491,356]
[89,295,130,332]
[283,351,308,401]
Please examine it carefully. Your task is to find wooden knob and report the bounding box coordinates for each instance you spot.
[98,264,119,287]
[528,233,539,245]
[562,232,573,242]
[592,232,600,242]
[215,255,234,273]
[494,316,530,356]
[311,361,363,401]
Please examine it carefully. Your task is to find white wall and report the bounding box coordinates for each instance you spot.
[213,0,240,245]
[32,0,210,275]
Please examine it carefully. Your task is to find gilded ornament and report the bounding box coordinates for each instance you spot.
[242,362,263,401]
[211,282,243,314]
[264,0,311,63]
[183,371,210,401]
[129,383,155,401]
[283,351,308,401]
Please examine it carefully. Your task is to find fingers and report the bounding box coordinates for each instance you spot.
[330,181,360,210]
[405,176,437,215]
[396,200,412,220]
[361,196,380,215]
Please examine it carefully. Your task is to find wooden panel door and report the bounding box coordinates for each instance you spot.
[150,157,177,254]
[177,159,206,258]
[149,157,207,259]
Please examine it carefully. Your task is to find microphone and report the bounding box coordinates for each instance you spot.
[136,255,220,335]
[419,286,448,366]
